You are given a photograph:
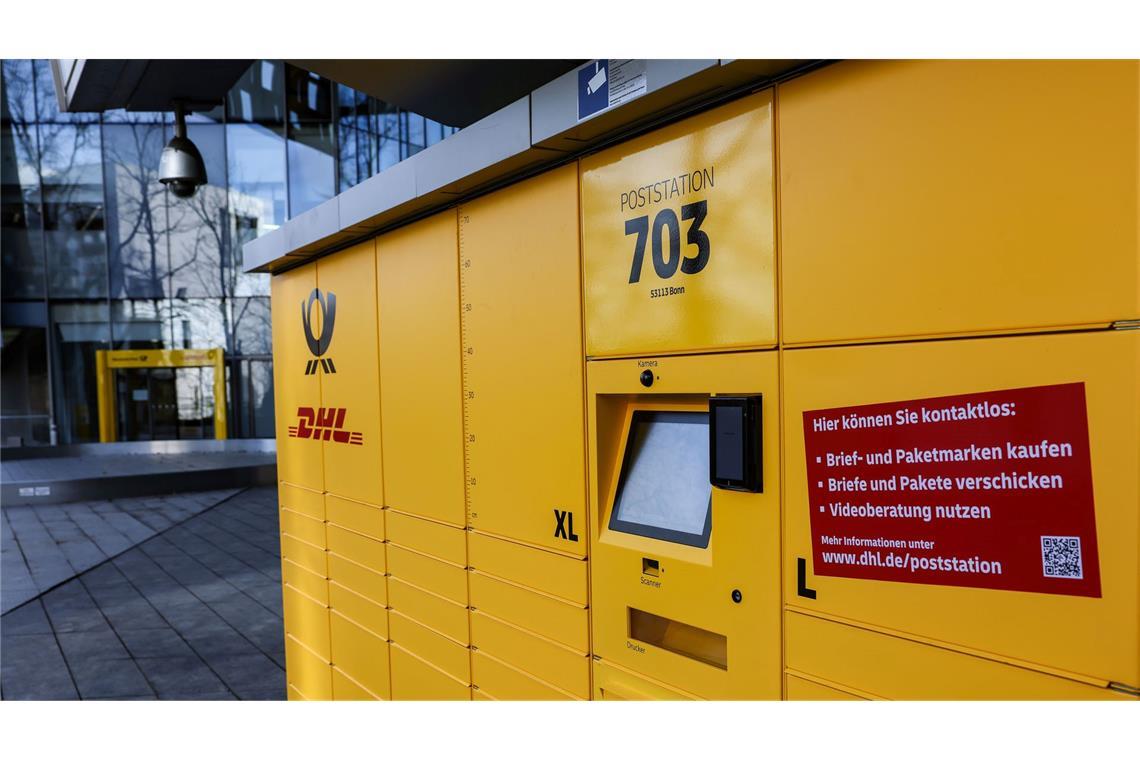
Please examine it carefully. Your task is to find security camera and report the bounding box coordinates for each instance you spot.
[159,102,207,199]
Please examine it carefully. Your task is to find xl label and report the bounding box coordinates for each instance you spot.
[803,383,1100,597]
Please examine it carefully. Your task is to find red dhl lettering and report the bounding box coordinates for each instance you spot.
[287,406,364,445]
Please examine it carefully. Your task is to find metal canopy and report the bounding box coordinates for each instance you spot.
[53,59,252,112]
[54,59,584,127]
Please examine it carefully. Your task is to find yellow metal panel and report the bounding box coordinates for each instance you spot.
[285,634,331,700]
[468,571,588,652]
[327,553,387,608]
[785,674,865,701]
[387,576,469,645]
[329,580,389,640]
[779,60,1140,345]
[390,644,471,700]
[386,543,467,604]
[386,510,467,566]
[467,531,588,605]
[272,262,323,491]
[279,482,324,522]
[324,494,384,541]
[332,666,382,701]
[581,91,776,357]
[280,533,327,578]
[470,610,590,699]
[458,164,588,556]
[587,351,782,699]
[279,507,325,548]
[326,523,386,575]
[786,612,1131,700]
[389,610,471,684]
[283,559,328,606]
[471,650,578,701]
[283,583,331,662]
[317,239,384,507]
[783,330,1139,688]
[287,684,306,701]
[377,211,466,527]
[329,611,391,700]
[593,659,698,701]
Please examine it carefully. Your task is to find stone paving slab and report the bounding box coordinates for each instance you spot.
[1,489,241,613]
[1,486,285,700]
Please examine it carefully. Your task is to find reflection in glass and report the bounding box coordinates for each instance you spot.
[226,124,280,297]
[227,60,284,124]
[164,298,227,352]
[103,123,169,298]
[338,123,358,192]
[0,323,50,445]
[50,301,110,443]
[230,297,272,355]
[1,60,37,124]
[1,123,46,298]
[40,123,108,297]
[34,60,98,123]
[111,299,165,349]
[168,123,228,298]
[288,123,336,216]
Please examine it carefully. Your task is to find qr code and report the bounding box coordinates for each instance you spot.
[1041,536,1082,579]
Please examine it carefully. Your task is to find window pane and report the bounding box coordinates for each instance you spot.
[226,123,283,297]
[406,111,425,149]
[168,123,228,298]
[288,122,335,216]
[229,296,272,355]
[286,65,331,125]
[1,122,46,298]
[39,123,108,298]
[1,60,37,124]
[226,60,284,124]
[164,298,227,351]
[50,301,109,443]
[1,323,51,445]
[338,123,358,192]
[103,123,169,298]
[111,299,166,349]
[34,60,98,123]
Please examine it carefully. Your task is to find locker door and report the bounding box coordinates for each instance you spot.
[457,164,587,557]
[272,262,323,492]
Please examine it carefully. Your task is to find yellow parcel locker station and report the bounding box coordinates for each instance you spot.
[582,92,781,699]
[262,59,1139,701]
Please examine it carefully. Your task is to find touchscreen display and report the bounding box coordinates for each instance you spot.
[610,411,712,547]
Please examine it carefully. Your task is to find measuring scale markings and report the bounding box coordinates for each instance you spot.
[459,213,477,525]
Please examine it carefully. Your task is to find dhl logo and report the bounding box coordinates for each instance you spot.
[287,407,363,445]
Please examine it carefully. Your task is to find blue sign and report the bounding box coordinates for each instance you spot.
[578,60,609,120]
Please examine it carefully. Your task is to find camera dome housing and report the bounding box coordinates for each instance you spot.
[158,102,207,199]
[159,135,207,198]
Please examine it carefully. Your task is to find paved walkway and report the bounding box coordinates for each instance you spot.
[2,489,241,613]
[1,486,285,700]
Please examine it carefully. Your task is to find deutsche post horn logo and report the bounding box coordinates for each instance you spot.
[301,288,337,375]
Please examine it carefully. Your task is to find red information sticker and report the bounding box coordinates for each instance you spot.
[803,383,1100,597]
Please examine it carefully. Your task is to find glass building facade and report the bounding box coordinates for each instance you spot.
[1,59,455,446]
